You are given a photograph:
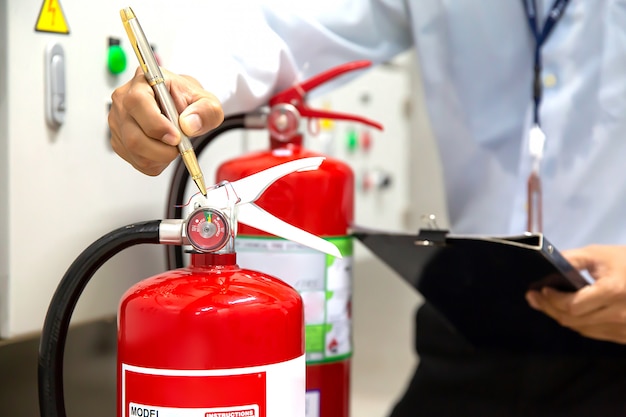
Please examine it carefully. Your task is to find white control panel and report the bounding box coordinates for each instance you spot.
[0,0,191,339]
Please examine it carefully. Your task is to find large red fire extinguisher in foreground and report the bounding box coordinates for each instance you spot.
[38,158,341,417]
[217,61,383,417]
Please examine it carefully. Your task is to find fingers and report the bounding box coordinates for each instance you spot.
[538,285,607,316]
[529,244,626,315]
[109,68,178,175]
[110,116,180,176]
[526,287,604,323]
[526,283,626,344]
[528,290,626,344]
[109,67,224,176]
[524,245,626,344]
[527,279,619,318]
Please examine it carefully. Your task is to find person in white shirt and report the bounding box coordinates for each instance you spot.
[109,1,626,415]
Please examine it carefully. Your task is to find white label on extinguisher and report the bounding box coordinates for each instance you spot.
[305,390,320,417]
[128,403,258,416]
[236,237,353,364]
[121,355,304,417]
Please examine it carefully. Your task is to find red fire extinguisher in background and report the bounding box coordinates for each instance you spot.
[217,61,383,417]
[38,158,341,417]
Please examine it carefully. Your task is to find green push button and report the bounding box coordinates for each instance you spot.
[346,129,358,152]
[107,45,127,75]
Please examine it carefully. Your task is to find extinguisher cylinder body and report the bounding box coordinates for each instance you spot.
[217,145,354,417]
[118,252,305,417]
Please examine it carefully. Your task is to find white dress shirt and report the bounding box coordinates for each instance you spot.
[172,0,626,250]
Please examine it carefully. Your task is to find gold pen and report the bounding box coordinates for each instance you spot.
[120,7,208,197]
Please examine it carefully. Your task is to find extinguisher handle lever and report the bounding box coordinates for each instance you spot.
[230,157,325,204]
[269,60,384,131]
[238,204,342,258]
[297,60,372,96]
[299,107,383,130]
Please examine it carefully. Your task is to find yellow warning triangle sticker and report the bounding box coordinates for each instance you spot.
[35,0,70,35]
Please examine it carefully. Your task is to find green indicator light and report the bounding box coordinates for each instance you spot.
[107,45,127,75]
[346,129,358,152]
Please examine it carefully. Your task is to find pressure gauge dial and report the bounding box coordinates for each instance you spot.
[186,208,230,252]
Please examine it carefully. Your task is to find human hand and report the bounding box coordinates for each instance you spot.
[108,67,224,176]
[525,245,626,344]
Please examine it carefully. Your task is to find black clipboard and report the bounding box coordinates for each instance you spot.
[353,227,626,354]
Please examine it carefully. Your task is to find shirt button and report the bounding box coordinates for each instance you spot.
[543,73,558,88]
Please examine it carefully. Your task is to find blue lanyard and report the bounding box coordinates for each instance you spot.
[521,0,570,125]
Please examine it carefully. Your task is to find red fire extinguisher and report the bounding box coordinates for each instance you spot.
[216,61,383,417]
[38,158,341,417]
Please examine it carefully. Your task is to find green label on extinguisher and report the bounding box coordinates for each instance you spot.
[236,236,353,364]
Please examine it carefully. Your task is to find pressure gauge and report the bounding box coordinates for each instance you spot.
[186,208,230,252]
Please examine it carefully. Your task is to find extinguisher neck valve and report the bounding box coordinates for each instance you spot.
[190,252,237,267]
[270,138,303,150]
[159,219,184,245]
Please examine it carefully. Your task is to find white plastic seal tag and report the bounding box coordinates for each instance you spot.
[528,124,546,161]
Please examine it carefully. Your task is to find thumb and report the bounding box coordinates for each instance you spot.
[179,97,224,138]
[562,249,594,269]
[562,247,596,271]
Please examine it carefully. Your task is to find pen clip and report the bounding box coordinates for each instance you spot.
[120,7,163,85]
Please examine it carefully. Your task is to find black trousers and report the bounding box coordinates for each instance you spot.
[390,303,626,417]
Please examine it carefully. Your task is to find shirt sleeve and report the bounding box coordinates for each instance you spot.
[169,0,413,115]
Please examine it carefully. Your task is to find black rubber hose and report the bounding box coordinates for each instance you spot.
[165,114,247,269]
[38,220,162,417]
